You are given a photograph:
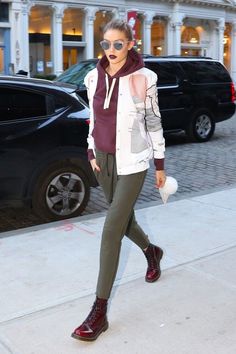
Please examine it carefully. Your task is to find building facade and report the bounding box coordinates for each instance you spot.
[1,0,236,82]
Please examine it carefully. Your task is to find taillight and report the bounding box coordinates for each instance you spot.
[85,119,90,125]
[231,82,236,102]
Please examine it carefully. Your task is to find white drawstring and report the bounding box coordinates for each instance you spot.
[103,74,116,109]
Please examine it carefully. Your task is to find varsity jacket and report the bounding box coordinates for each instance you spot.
[84,63,165,175]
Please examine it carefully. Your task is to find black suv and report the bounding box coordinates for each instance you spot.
[0,76,97,221]
[56,56,236,142]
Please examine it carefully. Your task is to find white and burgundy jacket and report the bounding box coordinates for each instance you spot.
[85,65,165,175]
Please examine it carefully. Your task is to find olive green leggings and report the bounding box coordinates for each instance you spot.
[94,151,150,299]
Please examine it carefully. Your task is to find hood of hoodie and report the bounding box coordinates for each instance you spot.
[96,48,144,109]
[97,48,144,78]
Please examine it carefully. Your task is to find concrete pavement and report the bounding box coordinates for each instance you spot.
[0,187,236,354]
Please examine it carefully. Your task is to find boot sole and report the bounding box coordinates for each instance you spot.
[145,249,164,283]
[71,321,109,342]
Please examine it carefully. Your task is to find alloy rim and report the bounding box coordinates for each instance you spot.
[46,172,85,216]
[195,114,212,138]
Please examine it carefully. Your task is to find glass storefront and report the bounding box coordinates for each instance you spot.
[0,47,4,74]
[0,29,4,73]
[62,8,84,69]
[151,18,166,56]
[29,7,114,72]
[29,6,52,76]
[24,5,234,76]
[0,3,9,74]
[134,14,143,53]
[63,48,78,70]
[181,26,200,44]
[0,3,9,22]
[224,23,231,71]
[181,26,201,56]
[0,29,10,75]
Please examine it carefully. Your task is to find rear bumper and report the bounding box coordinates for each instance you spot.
[215,102,236,123]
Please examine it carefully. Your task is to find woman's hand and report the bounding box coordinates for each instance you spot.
[155,170,166,189]
[90,159,101,172]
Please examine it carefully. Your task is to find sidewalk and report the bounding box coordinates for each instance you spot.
[0,187,236,354]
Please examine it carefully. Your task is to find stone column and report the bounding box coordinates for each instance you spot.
[52,4,66,76]
[167,15,174,55]
[11,4,21,73]
[84,6,98,59]
[170,4,185,55]
[172,20,183,55]
[113,7,126,20]
[143,12,154,55]
[216,18,225,63]
[20,1,30,75]
[231,22,236,83]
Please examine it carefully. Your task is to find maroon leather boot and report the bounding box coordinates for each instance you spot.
[71,297,108,341]
[143,243,163,282]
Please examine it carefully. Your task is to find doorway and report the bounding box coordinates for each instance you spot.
[63,48,79,70]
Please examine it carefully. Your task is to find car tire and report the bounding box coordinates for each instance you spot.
[32,161,90,221]
[186,110,215,142]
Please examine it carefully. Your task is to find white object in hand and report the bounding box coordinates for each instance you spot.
[159,176,178,204]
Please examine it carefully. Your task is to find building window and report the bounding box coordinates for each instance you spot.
[181,26,201,56]
[29,6,52,77]
[63,9,83,41]
[134,14,143,53]
[62,8,84,70]
[224,23,231,71]
[0,3,9,22]
[0,29,5,74]
[0,47,4,74]
[151,18,166,56]
[181,26,200,44]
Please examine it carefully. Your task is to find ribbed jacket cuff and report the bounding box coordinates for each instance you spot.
[87,149,95,161]
[154,158,164,171]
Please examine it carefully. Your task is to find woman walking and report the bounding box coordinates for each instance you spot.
[71,18,166,341]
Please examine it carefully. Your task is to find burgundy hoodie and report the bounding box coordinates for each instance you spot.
[88,48,164,170]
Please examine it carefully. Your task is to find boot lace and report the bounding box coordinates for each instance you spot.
[86,302,106,326]
[145,246,158,270]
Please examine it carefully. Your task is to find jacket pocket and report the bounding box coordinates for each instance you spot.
[130,114,149,153]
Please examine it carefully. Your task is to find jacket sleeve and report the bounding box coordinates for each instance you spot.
[84,72,95,157]
[145,72,165,166]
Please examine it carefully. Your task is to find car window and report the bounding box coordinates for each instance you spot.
[144,61,178,86]
[0,87,48,120]
[0,87,70,121]
[56,61,97,88]
[48,94,69,114]
[180,61,231,84]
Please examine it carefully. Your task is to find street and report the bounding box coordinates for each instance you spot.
[0,114,236,234]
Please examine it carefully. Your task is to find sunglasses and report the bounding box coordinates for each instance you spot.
[100,40,129,51]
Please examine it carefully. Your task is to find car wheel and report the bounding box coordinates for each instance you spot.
[32,162,90,221]
[186,110,215,142]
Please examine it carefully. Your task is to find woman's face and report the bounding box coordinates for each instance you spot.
[101,29,134,65]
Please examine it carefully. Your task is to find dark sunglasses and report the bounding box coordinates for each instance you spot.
[100,40,129,51]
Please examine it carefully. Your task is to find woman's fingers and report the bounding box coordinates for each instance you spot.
[90,159,101,172]
[155,170,166,188]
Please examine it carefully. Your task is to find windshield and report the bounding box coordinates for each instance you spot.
[56,61,97,88]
